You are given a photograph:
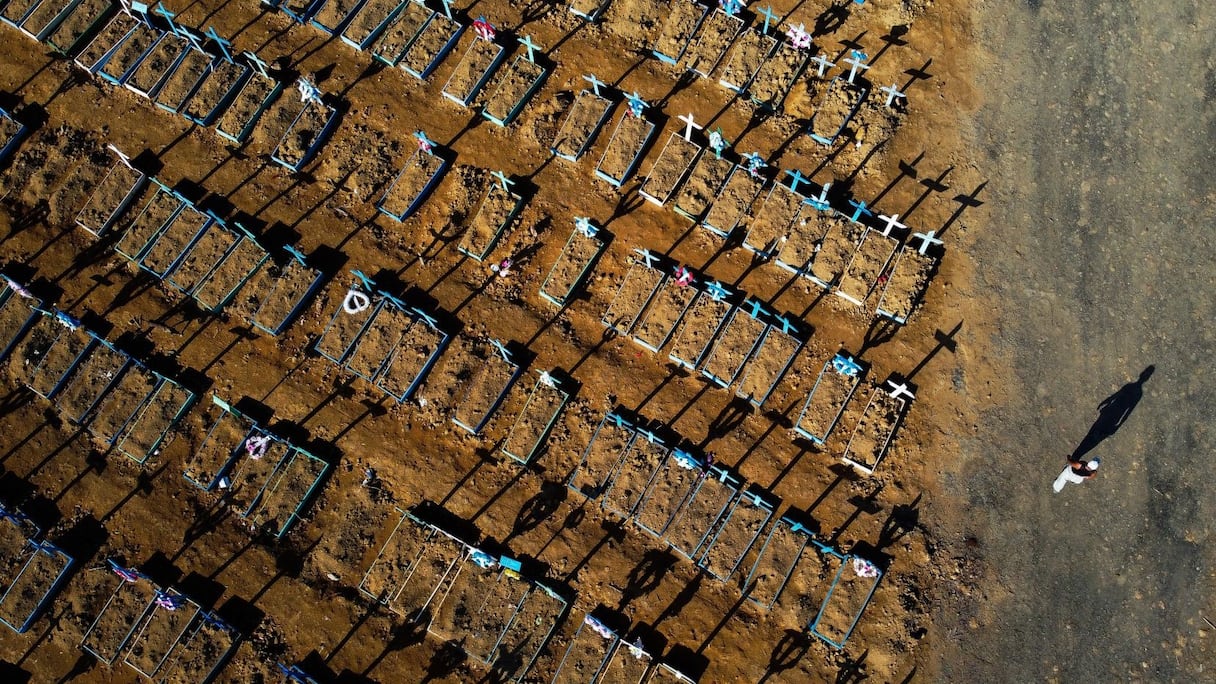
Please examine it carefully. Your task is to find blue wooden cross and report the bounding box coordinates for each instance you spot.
[785,168,809,195]
[583,73,606,98]
[832,352,862,376]
[414,130,436,152]
[411,307,439,328]
[744,297,768,320]
[847,198,873,223]
[205,26,233,62]
[806,181,831,210]
[154,1,178,34]
[608,410,631,430]
[518,34,541,63]
[283,244,308,266]
[743,152,765,177]
[382,292,407,310]
[491,170,514,192]
[351,269,376,291]
[672,448,698,469]
[774,313,798,336]
[637,426,662,445]
[489,338,513,363]
[706,280,731,301]
[636,248,661,269]
[757,5,778,34]
[575,216,598,237]
[438,0,452,19]
[708,128,729,158]
[721,0,743,16]
[129,0,152,26]
[243,50,271,78]
[180,26,207,52]
[626,92,646,118]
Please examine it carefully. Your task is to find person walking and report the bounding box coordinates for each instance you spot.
[1053,457,1100,493]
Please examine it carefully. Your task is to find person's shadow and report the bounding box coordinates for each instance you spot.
[1071,365,1154,460]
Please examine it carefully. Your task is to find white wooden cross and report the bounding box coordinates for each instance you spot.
[877,213,906,237]
[518,34,541,63]
[244,50,271,78]
[583,73,606,98]
[880,83,906,108]
[677,112,701,142]
[886,380,915,400]
[576,216,598,237]
[810,54,834,78]
[636,248,661,269]
[843,50,870,83]
[806,182,831,210]
[106,143,134,168]
[912,230,943,255]
[491,170,513,192]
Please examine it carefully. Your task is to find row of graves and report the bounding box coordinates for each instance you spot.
[0,277,196,465]
[75,146,325,335]
[0,0,340,170]
[566,407,887,649]
[0,504,73,634]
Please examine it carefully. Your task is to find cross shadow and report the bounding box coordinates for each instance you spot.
[617,548,676,611]
[1070,365,1154,462]
[905,321,961,380]
[759,628,811,682]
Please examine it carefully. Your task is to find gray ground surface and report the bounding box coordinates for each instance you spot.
[941,0,1216,680]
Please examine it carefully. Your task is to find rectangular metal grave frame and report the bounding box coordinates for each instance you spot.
[123,589,201,678]
[340,0,408,49]
[598,637,655,683]
[367,0,434,67]
[567,0,608,22]
[595,110,654,187]
[717,28,778,93]
[874,246,937,325]
[456,569,534,665]
[700,302,769,387]
[0,106,30,162]
[315,285,381,365]
[567,411,635,500]
[393,525,469,624]
[749,38,809,111]
[270,98,339,172]
[551,614,616,683]
[601,431,668,520]
[43,0,116,56]
[96,22,161,86]
[683,7,744,78]
[651,0,708,65]
[72,11,137,74]
[631,274,697,352]
[427,555,526,659]
[137,202,213,279]
[0,0,46,30]
[602,254,666,336]
[114,179,187,263]
[745,514,812,609]
[736,319,806,408]
[633,448,702,538]
[190,223,270,312]
[539,226,606,306]
[122,30,189,98]
[183,395,258,491]
[836,227,899,306]
[451,342,523,435]
[667,289,732,371]
[672,153,735,222]
[75,147,147,236]
[456,178,523,260]
[774,201,830,275]
[215,73,285,144]
[15,0,83,42]
[697,488,775,581]
[309,0,369,35]
[248,249,325,335]
[182,58,254,126]
[742,177,804,257]
[372,306,449,402]
[80,572,157,664]
[359,508,425,605]
[481,53,548,126]
[85,359,160,448]
[794,354,863,444]
[0,541,73,633]
[809,549,883,649]
[0,284,37,362]
[53,332,132,425]
[163,216,238,295]
[551,88,613,161]
[113,371,196,465]
[157,610,239,683]
[149,42,215,110]
[501,373,571,464]
[244,442,330,538]
[639,131,701,206]
[21,310,96,400]
[398,10,462,79]
[701,162,764,238]
[490,580,568,681]
[664,465,739,561]
[842,385,908,475]
[808,77,868,146]
[377,146,449,222]
[442,37,505,107]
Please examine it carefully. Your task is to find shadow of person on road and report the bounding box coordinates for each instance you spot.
[1070,365,1154,461]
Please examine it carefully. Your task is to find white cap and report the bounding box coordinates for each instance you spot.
[1087,459,1100,470]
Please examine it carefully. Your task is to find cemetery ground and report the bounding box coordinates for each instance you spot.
[4,0,1196,681]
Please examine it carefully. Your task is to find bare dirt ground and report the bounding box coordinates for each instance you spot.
[0,0,1046,681]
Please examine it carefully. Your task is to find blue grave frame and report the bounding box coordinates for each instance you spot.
[0,285,39,361]
[190,223,270,313]
[399,11,463,79]
[744,515,812,610]
[701,163,765,238]
[137,203,214,279]
[594,112,654,187]
[55,331,132,425]
[441,38,506,108]
[501,373,571,464]
[123,589,201,678]
[122,31,189,98]
[700,303,769,388]
[113,372,196,464]
[809,549,883,649]
[372,306,450,403]
[451,341,523,435]
[666,290,733,371]
[0,541,73,633]
[15,0,83,41]
[0,106,30,162]
[794,354,862,444]
[633,448,703,538]
[552,615,616,683]
[666,465,739,562]
[480,54,548,127]
[75,151,148,236]
[248,247,325,335]
[215,73,285,144]
[309,0,369,34]
[650,0,709,65]
[538,226,607,306]
[368,1,435,67]
[736,320,806,408]
[183,395,258,491]
[270,98,340,172]
[551,89,614,161]
[566,410,635,500]
[376,145,450,222]
[114,179,187,263]
[182,58,254,126]
[340,0,409,50]
[44,0,116,55]
[697,488,775,581]
[808,76,868,146]
[24,310,97,400]
[79,570,157,664]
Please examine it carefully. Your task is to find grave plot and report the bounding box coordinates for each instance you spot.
[459,568,533,664]
[428,555,519,653]
[216,72,284,144]
[158,612,238,684]
[638,126,701,206]
[745,514,813,609]
[114,181,186,263]
[42,0,113,56]
[749,35,808,111]
[491,581,567,681]
[634,449,702,538]
[809,77,868,146]
[501,371,571,464]
[451,340,523,435]
[700,299,769,388]
[551,614,615,683]
[683,5,743,77]
[279,0,321,23]
[73,12,137,74]
[398,10,461,79]
[138,202,212,278]
[86,361,159,448]
[182,57,252,126]
[664,466,739,561]
[551,78,614,161]
[567,411,635,499]
[567,0,608,22]
[123,32,189,98]
[672,149,733,222]
[0,0,42,28]
[392,527,467,623]
[373,308,449,402]
[775,199,831,274]
[742,173,805,256]
[124,590,201,678]
[96,22,160,85]
[340,0,405,49]
[315,281,380,364]
[15,0,84,42]
[442,27,505,108]
[360,509,429,603]
[646,663,699,683]
[698,489,775,581]
[0,541,72,633]
[482,38,548,126]
[736,314,806,408]
[842,381,911,475]
[599,637,654,683]
[75,146,147,236]
[246,445,329,538]
[595,104,654,187]
[14,311,94,400]
[810,552,883,649]
[309,0,367,35]
[602,250,666,336]
[794,353,864,444]
[81,569,157,663]
[0,283,36,361]
[0,508,36,577]
[0,107,25,163]
[807,212,863,289]
[875,240,939,324]
[367,0,433,67]
[53,334,129,425]
[667,284,732,370]
[341,300,412,382]
[271,96,339,172]
[5,308,56,387]
[837,227,899,306]
[191,227,269,312]
[224,433,290,518]
[456,174,522,260]
[631,270,697,352]
[164,219,238,295]
[718,25,777,93]
[651,0,707,65]
[111,374,195,464]
[701,161,764,238]
[539,219,606,306]
[182,396,256,491]
[248,249,324,335]
[602,431,668,519]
